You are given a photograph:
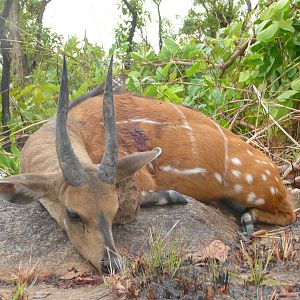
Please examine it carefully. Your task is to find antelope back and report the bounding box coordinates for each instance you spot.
[69,93,295,225]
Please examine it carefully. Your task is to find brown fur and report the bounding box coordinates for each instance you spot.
[67,93,295,226]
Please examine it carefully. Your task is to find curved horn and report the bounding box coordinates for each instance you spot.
[56,56,86,186]
[97,56,118,184]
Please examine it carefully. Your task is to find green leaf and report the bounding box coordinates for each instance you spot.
[260,0,290,20]
[230,21,242,36]
[243,54,263,66]
[277,20,295,32]
[277,90,298,100]
[156,67,165,81]
[269,105,291,120]
[141,76,155,83]
[42,83,60,93]
[159,47,171,60]
[291,79,300,91]
[164,89,182,103]
[250,41,263,52]
[164,38,179,55]
[146,49,155,60]
[186,62,201,77]
[239,70,250,82]
[257,23,279,42]
[161,63,172,78]
[131,51,144,60]
[187,79,203,97]
[169,72,177,82]
[188,49,200,59]
[260,6,275,20]
[32,87,43,106]
[169,86,184,94]
[15,85,35,100]
[144,85,157,97]
[126,76,140,92]
[46,107,57,117]
[128,70,141,79]
[256,20,272,33]
[211,89,224,105]
[204,75,214,86]
[275,0,290,11]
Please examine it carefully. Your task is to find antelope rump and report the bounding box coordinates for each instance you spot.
[0,57,296,272]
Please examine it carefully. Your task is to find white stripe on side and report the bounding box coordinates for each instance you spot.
[171,104,198,155]
[212,122,229,186]
[159,165,207,175]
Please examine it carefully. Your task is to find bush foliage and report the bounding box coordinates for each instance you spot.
[0,0,299,174]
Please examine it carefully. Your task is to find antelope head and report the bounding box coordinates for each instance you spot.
[0,57,161,272]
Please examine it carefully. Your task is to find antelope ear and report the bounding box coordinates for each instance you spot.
[0,173,55,205]
[116,147,162,183]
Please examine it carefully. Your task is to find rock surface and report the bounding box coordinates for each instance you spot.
[0,198,238,276]
[1,194,299,300]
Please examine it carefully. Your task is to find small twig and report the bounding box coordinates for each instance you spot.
[219,37,256,78]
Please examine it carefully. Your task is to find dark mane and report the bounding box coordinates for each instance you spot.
[69,86,103,109]
[69,76,125,109]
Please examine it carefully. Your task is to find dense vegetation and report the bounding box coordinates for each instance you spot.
[0,0,299,176]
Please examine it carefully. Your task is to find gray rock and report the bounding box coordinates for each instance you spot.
[0,198,238,276]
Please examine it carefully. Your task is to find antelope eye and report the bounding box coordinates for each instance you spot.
[67,209,81,221]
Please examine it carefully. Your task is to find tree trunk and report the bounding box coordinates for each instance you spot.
[0,0,14,152]
[31,0,51,71]
[9,0,28,81]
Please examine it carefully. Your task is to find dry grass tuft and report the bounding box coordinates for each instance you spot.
[8,258,38,300]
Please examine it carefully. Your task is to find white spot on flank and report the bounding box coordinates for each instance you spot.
[275,177,279,182]
[262,161,268,165]
[255,159,261,163]
[245,174,253,184]
[247,150,254,156]
[231,158,242,166]
[270,187,275,195]
[214,173,223,184]
[231,170,241,178]
[269,162,275,168]
[255,198,265,206]
[247,192,256,203]
[159,165,207,175]
[234,184,243,193]
[261,174,267,181]
[275,187,278,194]
[171,105,198,155]
[265,170,271,176]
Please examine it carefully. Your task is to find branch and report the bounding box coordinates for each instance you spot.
[141,59,220,68]
[141,37,256,71]
[122,0,138,69]
[219,37,256,78]
[154,0,162,51]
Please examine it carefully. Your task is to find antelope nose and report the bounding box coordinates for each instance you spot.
[101,249,123,274]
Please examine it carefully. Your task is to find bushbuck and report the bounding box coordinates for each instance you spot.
[0,57,296,272]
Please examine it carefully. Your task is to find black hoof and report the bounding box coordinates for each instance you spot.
[169,190,188,205]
